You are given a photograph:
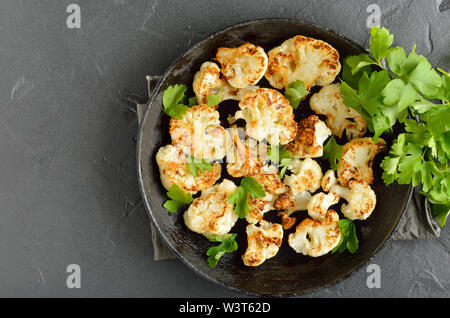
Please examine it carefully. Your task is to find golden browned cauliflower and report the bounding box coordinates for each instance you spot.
[330,181,377,220]
[183,179,238,238]
[156,144,221,194]
[337,137,387,187]
[277,190,312,230]
[306,192,340,220]
[226,126,266,178]
[216,43,268,88]
[288,210,341,257]
[231,88,297,145]
[246,170,287,224]
[192,61,258,105]
[242,220,283,266]
[169,104,230,160]
[310,83,367,139]
[283,158,323,195]
[321,169,338,192]
[265,35,341,90]
[285,115,331,158]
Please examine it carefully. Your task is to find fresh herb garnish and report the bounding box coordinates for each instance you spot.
[341,26,450,226]
[206,234,238,268]
[227,177,266,218]
[284,80,308,109]
[206,90,221,106]
[332,219,359,254]
[188,155,213,177]
[163,184,193,213]
[267,144,293,178]
[322,136,343,171]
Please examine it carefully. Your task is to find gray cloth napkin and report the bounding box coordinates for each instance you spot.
[136,76,440,261]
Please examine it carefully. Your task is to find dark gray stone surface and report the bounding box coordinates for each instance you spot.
[0,0,449,297]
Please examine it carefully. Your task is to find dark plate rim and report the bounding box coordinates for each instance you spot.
[136,18,413,297]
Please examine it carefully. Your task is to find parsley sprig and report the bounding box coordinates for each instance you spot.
[163,184,193,213]
[322,136,343,171]
[332,219,359,254]
[162,84,197,119]
[206,234,238,268]
[267,144,293,178]
[227,177,266,218]
[341,26,450,227]
[188,155,213,177]
[284,80,308,109]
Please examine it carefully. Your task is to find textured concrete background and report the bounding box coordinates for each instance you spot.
[0,0,449,297]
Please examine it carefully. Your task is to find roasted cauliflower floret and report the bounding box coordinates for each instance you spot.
[242,220,283,266]
[288,210,341,257]
[277,190,312,230]
[283,158,323,195]
[307,192,340,220]
[246,171,287,224]
[156,144,221,194]
[193,61,258,105]
[265,35,341,90]
[310,83,367,139]
[169,104,230,160]
[232,88,297,145]
[330,181,377,220]
[226,126,266,178]
[321,169,338,192]
[184,179,238,238]
[216,43,268,88]
[285,115,331,158]
[337,137,387,187]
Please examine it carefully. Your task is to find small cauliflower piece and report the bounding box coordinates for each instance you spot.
[307,192,340,220]
[337,137,387,187]
[310,83,367,139]
[283,158,323,195]
[288,210,341,257]
[242,220,283,266]
[156,144,221,194]
[321,169,338,192]
[265,35,341,90]
[169,104,230,160]
[193,61,258,105]
[277,190,312,230]
[216,43,268,88]
[226,126,266,178]
[246,172,287,224]
[330,181,377,220]
[232,88,297,145]
[285,115,331,158]
[184,179,238,238]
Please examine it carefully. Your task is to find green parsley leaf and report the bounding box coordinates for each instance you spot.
[163,184,193,213]
[284,80,308,109]
[267,144,292,163]
[228,177,266,219]
[323,136,343,171]
[188,96,197,107]
[206,233,238,268]
[267,144,293,178]
[279,157,292,179]
[332,219,359,254]
[162,84,190,119]
[346,54,378,75]
[188,156,213,177]
[370,26,394,63]
[206,90,221,106]
[241,176,266,199]
[433,204,450,227]
[227,186,248,219]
